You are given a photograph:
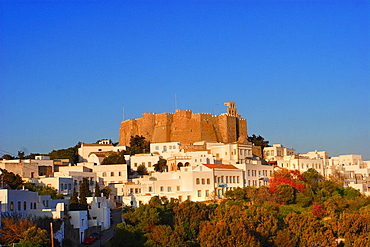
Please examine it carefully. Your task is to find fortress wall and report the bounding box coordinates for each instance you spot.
[119,105,248,146]
[152,113,173,143]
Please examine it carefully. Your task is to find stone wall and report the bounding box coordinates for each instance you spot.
[119,107,248,146]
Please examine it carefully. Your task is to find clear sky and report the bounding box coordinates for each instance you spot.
[0,0,369,160]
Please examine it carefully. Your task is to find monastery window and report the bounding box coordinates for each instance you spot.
[258,171,261,176]
[196,178,200,184]
[34,202,36,209]
[318,164,321,169]
[233,176,236,183]
[248,180,251,186]
[167,187,171,192]
[111,172,114,176]
[218,177,221,183]
[118,172,121,176]
[197,190,201,197]
[205,190,209,197]
[163,146,167,152]
[169,146,172,150]
[160,186,164,192]
[248,170,250,176]
[149,187,152,192]
[201,178,205,185]
[18,201,21,211]
[226,176,229,183]
[207,178,210,184]
[237,176,240,183]
[221,176,224,183]
[24,201,27,210]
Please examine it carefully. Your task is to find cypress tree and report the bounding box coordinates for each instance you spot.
[95,182,101,197]
[70,187,78,204]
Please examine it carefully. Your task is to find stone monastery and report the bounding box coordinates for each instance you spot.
[119,102,248,146]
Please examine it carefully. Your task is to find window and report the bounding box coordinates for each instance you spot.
[237,176,239,183]
[102,172,106,177]
[111,172,114,176]
[149,187,152,192]
[221,176,224,183]
[130,188,134,194]
[134,163,137,167]
[18,201,21,211]
[177,186,180,191]
[155,146,159,150]
[197,190,201,197]
[160,186,164,192]
[167,187,171,192]
[10,202,14,210]
[24,201,27,210]
[207,178,210,184]
[205,190,209,197]
[98,202,101,208]
[201,178,205,185]
[118,172,121,176]
[148,162,152,167]
[226,176,229,183]
[196,178,200,184]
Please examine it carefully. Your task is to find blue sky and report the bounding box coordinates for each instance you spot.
[1,0,369,159]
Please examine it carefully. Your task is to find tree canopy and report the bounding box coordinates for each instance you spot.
[109,169,370,247]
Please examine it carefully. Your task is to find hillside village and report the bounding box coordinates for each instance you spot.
[1,102,369,246]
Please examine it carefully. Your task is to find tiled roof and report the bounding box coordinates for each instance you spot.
[88,151,115,157]
[203,164,238,169]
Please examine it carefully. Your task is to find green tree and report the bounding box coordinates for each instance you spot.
[137,164,147,176]
[17,151,25,159]
[21,183,63,199]
[130,135,150,155]
[1,154,15,160]
[1,168,24,189]
[95,183,101,197]
[101,151,126,165]
[247,134,270,147]
[102,186,112,199]
[274,212,336,247]
[79,178,92,204]
[48,142,81,164]
[153,158,167,172]
[70,187,79,204]
[276,183,295,204]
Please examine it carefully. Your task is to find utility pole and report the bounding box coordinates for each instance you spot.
[50,222,55,247]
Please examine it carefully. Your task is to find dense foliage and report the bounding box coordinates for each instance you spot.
[247,134,270,147]
[130,135,150,155]
[0,215,61,247]
[107,169,370,247]
[21,183,64,199]
[101,151,127,165]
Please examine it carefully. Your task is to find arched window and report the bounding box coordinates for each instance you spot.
[196,178,200,185]
[184,162,190,167]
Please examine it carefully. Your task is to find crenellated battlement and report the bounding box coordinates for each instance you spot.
[119,102,248,146]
